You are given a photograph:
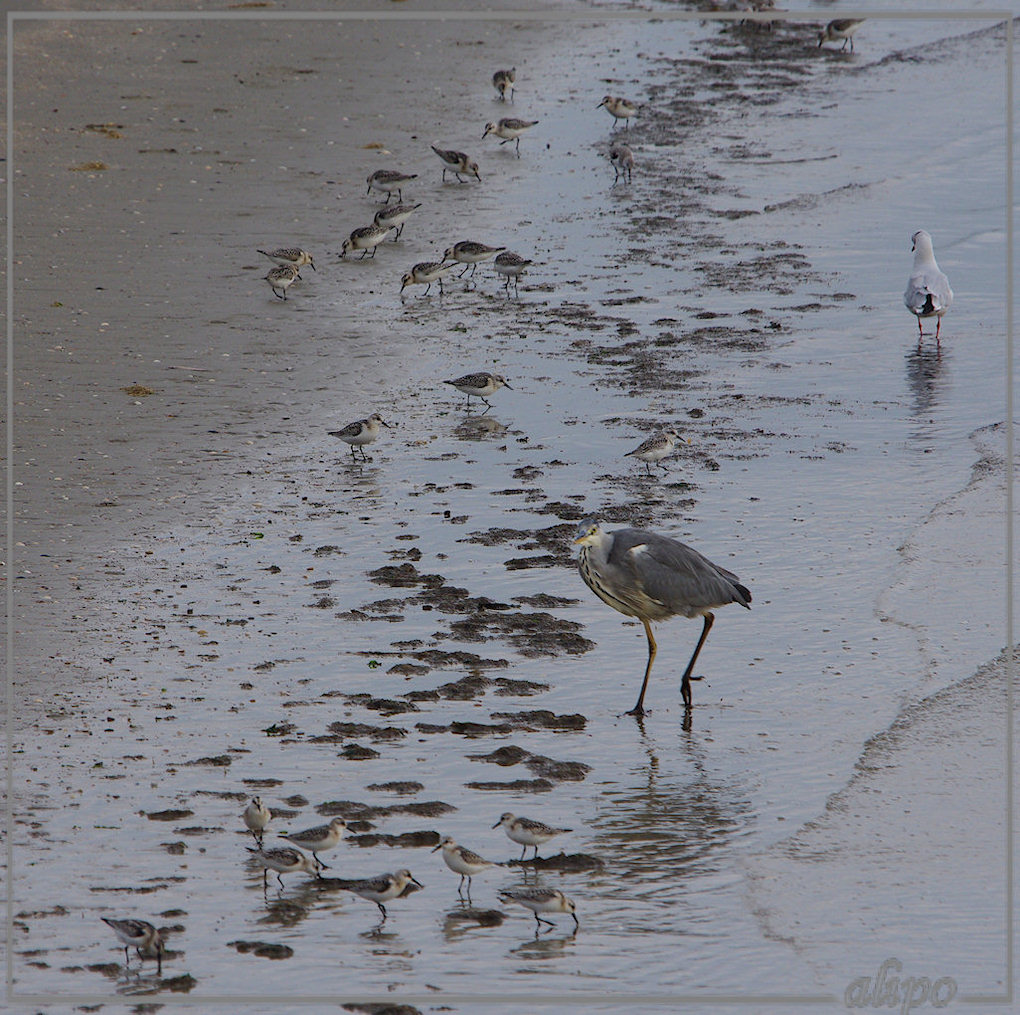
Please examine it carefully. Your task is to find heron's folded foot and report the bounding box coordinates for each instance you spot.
[680,673,704,708]
[625,704,646,718]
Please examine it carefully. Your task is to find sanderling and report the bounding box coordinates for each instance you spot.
[366,169,418,204]
[400,260,456,297]
[328,413,390,460]
[499,887,579,933]
[609,144,635,184]
[258,247,315,272]
[432,836,497,894]
[248,846,321,889]
[341,223,393,259]
[431,144,482,183]
[243,796,272,846]
[443,240,507,278]
[482,118,538,157]
[284,817,347,869]
[492,812,571,860]
[818,18,865,52]
[904,229,953,343]
[493,251,532,295]
[374,202,422,240]
[264,263,301,300]
[101,917,165,974]
[493,67,516,102]
[597,96,638,130]
[444,372,512,411]
[625,428,687,474]
[324,869,422,921]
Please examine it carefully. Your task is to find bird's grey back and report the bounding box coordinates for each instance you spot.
[605,527,751,617]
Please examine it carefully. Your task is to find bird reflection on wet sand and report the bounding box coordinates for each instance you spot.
[904,343,947,420]
[454,414,508,440]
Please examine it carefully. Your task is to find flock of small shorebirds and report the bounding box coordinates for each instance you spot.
[100,803,578,975]
[102,16,962,975]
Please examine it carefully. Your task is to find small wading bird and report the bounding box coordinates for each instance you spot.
[444,371,512,412]
[499,887,578,933]
[340,223,393,259]
[366,169,417,204]
[373,202,421,241]
[248,846,321,889]
[482,117,538,156]
[101,917,165,974]
[284,817,347,869]
[243,796,272,845]
[319,869,422,922]
[264,263,300,300]
[431,144,482,183]
[597,95,637,130]
[432,836,497,894]
[904,229,953,344]
[492,812,571,860]
[400,259,455,297]
[258,247,315,272]
[573,518,751,715]
[493,67,516,102]
[493,250,531,294]
[443,240,506,278]
[625,427,687,474]
[328,413,390,461]
[609,143,635,184]
[818,18,865,53]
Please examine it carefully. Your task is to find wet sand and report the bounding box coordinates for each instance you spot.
[7,5,1015,1013]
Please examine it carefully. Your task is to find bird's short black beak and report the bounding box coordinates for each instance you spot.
[491,819,501,828]
[430,842,442,853]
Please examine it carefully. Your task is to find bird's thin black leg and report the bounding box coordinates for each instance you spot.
[520,844,527,861]
[680,612,714,708]
[377,902,388,920]
[276,871,285,889]
[627,619,658,716]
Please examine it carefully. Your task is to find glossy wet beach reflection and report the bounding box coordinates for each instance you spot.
[10,7,1011,1011]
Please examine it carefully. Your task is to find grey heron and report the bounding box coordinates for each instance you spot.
[573,518,751,715]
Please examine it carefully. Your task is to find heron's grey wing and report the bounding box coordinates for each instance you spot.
[612,529,750,613]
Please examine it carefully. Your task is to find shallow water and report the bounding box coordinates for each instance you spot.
[9,6,1013,1013]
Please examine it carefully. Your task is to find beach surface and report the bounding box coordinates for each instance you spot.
[5,3,1015,1012]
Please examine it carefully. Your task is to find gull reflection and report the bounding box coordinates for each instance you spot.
[904,342,947,420]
